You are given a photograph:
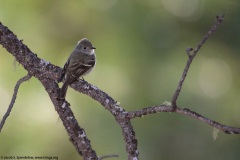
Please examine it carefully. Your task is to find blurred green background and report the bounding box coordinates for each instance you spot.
[0,0,240,159]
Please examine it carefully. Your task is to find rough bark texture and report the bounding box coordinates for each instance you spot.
[1,15,240,160]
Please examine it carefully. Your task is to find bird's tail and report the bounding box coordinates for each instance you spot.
[59,82,69,100]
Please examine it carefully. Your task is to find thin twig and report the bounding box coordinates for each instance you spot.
[171,14,225,107]
[0,74,32,132]
[99,154,119,160]
[127,105,240,134]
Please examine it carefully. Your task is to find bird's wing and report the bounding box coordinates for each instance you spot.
[67,55,95,83]
[57,58,70,83]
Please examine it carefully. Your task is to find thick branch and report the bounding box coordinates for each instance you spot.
[0,22,138,159]
[0,22,98,159]
[71,80,138,159]
[1,14,238,160]
[40,78,98,159]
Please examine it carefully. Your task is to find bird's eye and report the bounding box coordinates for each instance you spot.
[83,47,87,50]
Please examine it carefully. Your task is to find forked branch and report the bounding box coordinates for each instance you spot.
[1,14,239,160]
[171,14,225,107]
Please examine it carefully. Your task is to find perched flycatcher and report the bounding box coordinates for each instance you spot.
[58,38,96,99]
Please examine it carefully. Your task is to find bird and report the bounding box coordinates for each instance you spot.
[58,38,96,100]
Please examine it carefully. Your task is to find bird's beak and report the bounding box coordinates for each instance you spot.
[92,46,96,49]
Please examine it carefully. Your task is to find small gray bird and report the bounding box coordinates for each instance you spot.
[58,38,96,99]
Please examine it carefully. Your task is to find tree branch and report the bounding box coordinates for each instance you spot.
[127,105,240,134]
[0,21,138,159]
[0,74,32,132]
[1,14,239,160]
[71,80,138,159]
[0,22,98,159]
[171,14,225,107]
